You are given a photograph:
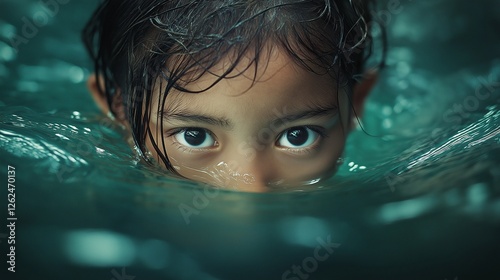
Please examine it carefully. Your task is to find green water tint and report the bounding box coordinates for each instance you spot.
[1,105,499,279]
[1,0,500,279]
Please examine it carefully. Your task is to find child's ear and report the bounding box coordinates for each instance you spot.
[351,70,378,119]
[87,74,126,122]
[87,74,108,114]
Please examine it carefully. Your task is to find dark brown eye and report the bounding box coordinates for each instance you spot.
[174,128,215,148]
[277,126,319,148]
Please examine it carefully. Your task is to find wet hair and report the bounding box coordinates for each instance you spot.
[83,0,386,172]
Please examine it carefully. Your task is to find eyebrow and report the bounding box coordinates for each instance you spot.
[161,104,338,129]
[162,112,233,128]
[271,105,338,127]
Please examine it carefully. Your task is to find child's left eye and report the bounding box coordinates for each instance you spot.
[173,128,216,148]
[276,126,322,149]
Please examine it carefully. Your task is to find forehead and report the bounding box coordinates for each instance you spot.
[157,47,340,114]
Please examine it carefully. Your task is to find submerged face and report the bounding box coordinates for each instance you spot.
[146,50,354,192]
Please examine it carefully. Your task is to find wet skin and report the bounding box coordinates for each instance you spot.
[89,49,375,192]
[147,50,351,192]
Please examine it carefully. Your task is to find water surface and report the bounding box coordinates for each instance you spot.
[0,0,499,279]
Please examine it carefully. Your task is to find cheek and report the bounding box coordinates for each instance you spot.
[276,126,346,180]
[316,132,346,175]
[145,128,213,174]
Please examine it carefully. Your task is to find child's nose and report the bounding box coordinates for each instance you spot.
[215,154,276,192]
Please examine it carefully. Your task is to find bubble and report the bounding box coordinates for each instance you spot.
[377,195,438,224]
[0,21,16,39]
[382,118,393,129]
[64,229,136,267]
[33,10,50,27]
[279,216,329,247]
[395,61,411,77]
[30,2,53,25]
[68,66,85,83]
[466,183,488,205]
[0,42,16,61]
[382,105,393,116]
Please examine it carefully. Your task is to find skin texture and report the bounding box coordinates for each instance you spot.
[88,49,377,192]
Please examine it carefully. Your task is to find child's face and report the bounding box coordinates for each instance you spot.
[146,50,355,192]
[89,48,375,192]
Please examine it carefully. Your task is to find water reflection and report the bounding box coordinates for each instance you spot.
[0,0,499,279]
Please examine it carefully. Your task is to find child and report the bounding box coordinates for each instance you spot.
[83,0,383,192]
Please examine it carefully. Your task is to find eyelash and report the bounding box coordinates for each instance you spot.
[166,128,218,153]
[275,125,327,155]
[166,125,328,154]
[173,143,207,154]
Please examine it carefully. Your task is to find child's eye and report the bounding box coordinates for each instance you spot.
[173,128,216,148]
[276,126,322,149]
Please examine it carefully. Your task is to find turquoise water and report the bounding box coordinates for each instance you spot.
[1,0,500,279]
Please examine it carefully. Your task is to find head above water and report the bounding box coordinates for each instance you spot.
[83,0,384,192]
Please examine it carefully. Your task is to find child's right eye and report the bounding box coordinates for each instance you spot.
[173,128,217,148]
